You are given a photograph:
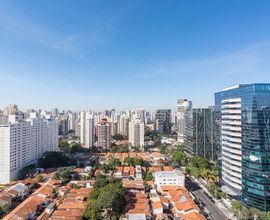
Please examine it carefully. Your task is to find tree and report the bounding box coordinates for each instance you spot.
[200,169,217,183]
[107,157,121,167]
[145,171,153,181]
[231,200,242,218]
[172,151,187,166]
[249,208,261,220]
[208,183,218,198]
[260,211,270,220]
[101,164,116,176]
[111,146,129,153]
[84,181,127,220]
[84,199,103,220]
[189,167,200,178]
[35,174,44,182]
[124,157,143,167]
[38,152,73,168]
[53,166,75,184]
[59,140,70,151]
[158,144,166,154]
[93,176,109,189]
[0,203,9,214]
[242,207,251,220]
[191,156,210,169]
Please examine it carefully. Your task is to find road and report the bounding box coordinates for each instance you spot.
[186,178,229,220]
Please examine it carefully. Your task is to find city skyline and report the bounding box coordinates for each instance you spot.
[1,1,270,110]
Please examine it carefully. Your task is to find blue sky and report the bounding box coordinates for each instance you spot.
[1,0,270,111]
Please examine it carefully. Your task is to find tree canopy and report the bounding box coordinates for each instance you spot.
[38,152,74,168]
[84,179,127,220]
[53,166,75,184]
[172,151,188,166]
[123,157,143,167]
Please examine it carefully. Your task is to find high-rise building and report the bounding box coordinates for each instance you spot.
[85,112,95,148]
[129,119,144,148]
[177,99,192,143]
[215,84,270,211]
[155,109,172,134]
[3,104,18,116]
[97,118,111,148]
[58,116,68,136]
[119,114,129,136]
[80,111,86,146]
[68,112,76,131]
[0,113,58,183]
[184,108,216,161]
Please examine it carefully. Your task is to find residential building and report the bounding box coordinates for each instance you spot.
[184,108,216,161]
[0,113,58,183]
[80,111,86,146]
[177,99,192,143]
[67,112,76,131]
[3,104,18,116]
[97,118,111,148]
[215,84,270,211]
[154,170,185,189]
[119,113,129,136]
[129,119,144,148]
[85,112,95,148]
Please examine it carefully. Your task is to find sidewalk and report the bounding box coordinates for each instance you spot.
[194,178,237,220]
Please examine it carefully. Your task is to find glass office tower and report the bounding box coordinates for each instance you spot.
[184,108,216,161]
[215,84,270,211]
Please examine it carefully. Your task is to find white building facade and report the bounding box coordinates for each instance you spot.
[154,170,185,189]
[0,113,58,183]
[129,119,144,148]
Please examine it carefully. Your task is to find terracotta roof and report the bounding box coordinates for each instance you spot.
[3,195,45,220]
[50,209,83,220]
[58,203,86,210]
[159,196,169,205]
[148,167,162,172]
[163,166,174,171]
[182,212,207,220]
[152,201,163,209]
[160,185,186,192]
[174,201,200,212]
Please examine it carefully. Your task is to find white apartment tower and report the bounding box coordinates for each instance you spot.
[85,112,95,148]
[0,113,58,184]
[68,112,76,131]
[80,111,86,145]
[119,114,129,136]
[129,119,144,148]
[177,99,192,143]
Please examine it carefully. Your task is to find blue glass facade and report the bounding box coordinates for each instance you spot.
[215,84,270,211]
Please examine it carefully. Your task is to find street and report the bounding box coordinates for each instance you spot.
[185,178,229,220]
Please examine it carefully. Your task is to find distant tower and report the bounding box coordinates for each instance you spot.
[85,112,95,148]
[177,99,192,143]
[97,118,111,149]
[119,114,129,136]
[129,119,144,148]
[80,111,86,146]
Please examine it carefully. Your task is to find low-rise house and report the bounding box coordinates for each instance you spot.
[122,179,144,192]
[0,193,13,207]
[126,192,151,218]
[123,166,135,179]
[3,182,56,220]
[114,167,123,178]
[7,183,28,198]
